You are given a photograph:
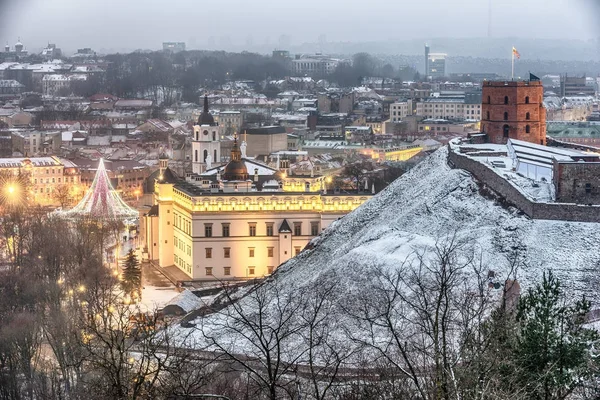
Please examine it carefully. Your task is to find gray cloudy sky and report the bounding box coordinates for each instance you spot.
[0,0,598,53]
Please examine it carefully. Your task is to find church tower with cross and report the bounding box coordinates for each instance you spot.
[192,95,221,174]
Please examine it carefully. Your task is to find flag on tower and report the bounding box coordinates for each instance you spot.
[512,47,521,59]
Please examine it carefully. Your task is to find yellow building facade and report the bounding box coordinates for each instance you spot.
[144,179,371,280]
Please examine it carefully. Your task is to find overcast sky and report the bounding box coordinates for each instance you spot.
[0,0,598,53]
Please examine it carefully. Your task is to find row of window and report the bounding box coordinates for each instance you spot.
[204,266,275,276]
[174,236,191,256]
[174,254,192,274]
[33,177,77,184]
[203,222,320,237]
[173,211,191,235]
[487,95,535,104]
[204,246,294,259]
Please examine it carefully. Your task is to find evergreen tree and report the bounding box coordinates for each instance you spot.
[121,249,141,298]
[515,270,599,400]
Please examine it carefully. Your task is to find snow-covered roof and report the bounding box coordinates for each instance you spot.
[163,290,202,314]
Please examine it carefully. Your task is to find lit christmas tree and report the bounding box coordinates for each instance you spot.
[56,159,139,222]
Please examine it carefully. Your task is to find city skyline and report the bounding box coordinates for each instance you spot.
[0,0,599,54]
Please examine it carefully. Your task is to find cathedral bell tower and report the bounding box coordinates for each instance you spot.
[192,95,221,174]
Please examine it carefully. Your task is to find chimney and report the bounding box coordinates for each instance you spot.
[254,168,259,182]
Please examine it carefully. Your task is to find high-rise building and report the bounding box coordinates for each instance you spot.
[427,53,447,79]
[162,42,186,53]
[480,80,546,145]
[560,75,596,97]
[424,44,430,77]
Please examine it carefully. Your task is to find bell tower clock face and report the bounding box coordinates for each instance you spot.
[203,130,209,136]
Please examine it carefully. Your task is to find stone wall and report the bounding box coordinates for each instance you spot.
[447,147,600,223]
[553,161,600,205]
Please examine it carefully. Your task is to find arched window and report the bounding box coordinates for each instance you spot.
[487,96,491,104]
[526,112,530,120]
[214,149,217,162]
[504,112,509,121]
[203,149,208,162]
[486,111,490,120]
[525,96,530,104]
[504,96,509,105]
[195,132,199,141]
[526,125,531,134]
[503,124,510,138]
[212,132,216,141]
[195,150,198,162]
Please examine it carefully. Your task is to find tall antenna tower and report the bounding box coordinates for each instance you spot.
[487,0,492,38]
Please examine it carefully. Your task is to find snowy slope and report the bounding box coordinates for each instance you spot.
[273,147,600,301]
[175,147,600,350]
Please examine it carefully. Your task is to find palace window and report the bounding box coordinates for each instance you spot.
[267,247,274,258]
[224,247,230,258]
[311,222,320,236]
[204,224,213,238]
[526,125,531,134]
[205,267,213,276]
[526,112,530,120]
[266,223,274,236]
[293,222,302,236]
[249,248,255,258]
[222,223,230,237]
[205,248,212,259]
[248,267,255,276]
[267,266,274,274]
[504,96,509,104]
[294,246,301,256]
[249,223,257,237]
[224,267,231,276]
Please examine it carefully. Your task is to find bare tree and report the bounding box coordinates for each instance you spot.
[200,280,307,400]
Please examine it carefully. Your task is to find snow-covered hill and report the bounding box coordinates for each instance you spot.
[176,147,600,352]
[273,146,600,302]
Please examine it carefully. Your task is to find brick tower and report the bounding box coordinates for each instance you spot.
[481,80,546,145]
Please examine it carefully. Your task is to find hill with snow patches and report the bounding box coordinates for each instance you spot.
[272,147,599,303]
[175,147,600,351]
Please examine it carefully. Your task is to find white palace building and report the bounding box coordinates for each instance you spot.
[142,101,372,281]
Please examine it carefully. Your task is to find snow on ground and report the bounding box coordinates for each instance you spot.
[139,285,180,313]
[475,155,555,202]
[171,147,600,352]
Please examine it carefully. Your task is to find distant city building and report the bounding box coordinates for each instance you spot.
[546,121,600,146]
[0,79,25,99]
[162,42,186,53]
[272,50,290,59]
[40,43,62,60]
[481,80,546,145]
[560,75,596,97]
[42,74,87,96]
[416,91,482,120]
[291,54,348,76]
[71,48,97,59]
[0,156,81,206]
[424,44,430,76]
[390,100,412,122]
[1,38,28,61]
[427,53,447,79]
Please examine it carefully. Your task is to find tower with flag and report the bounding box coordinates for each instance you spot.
[511,47,520,79]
